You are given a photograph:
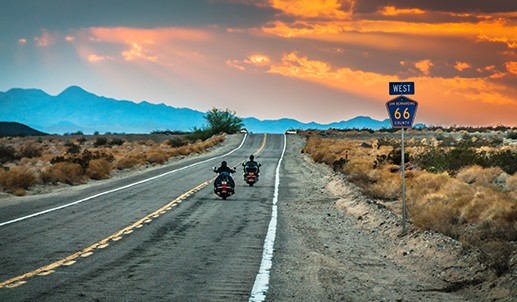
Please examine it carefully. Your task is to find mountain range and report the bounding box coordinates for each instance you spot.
[0,86,393,134]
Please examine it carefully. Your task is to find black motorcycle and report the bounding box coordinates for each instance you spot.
[213,168,236,200]
[243,162,261,186]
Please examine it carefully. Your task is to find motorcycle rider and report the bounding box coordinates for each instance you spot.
[243,155,260,177]
[214,161,236,189]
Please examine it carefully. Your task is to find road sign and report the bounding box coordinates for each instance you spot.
[389,82,415,95]
[386,96,418,128]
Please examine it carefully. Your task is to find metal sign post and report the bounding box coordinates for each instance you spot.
[386,86,418,234]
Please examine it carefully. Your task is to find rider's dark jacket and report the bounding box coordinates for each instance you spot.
[216,166,236,174]
[243,160,260,173]
[215,166,236,188]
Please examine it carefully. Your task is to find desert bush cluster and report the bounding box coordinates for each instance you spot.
[302,129,517,276]
[0,134,225,196]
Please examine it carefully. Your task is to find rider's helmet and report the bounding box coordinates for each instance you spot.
[221,161,227,167]
[249,155,254,161]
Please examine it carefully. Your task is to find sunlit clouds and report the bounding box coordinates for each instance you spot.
[455,62,471,72]
[414,60,433,76]
[270,0,354,19]
[88,54,112,62]
[122,43,158,62]
[265,51,517,124]
[245,54,270,66]
[2,1,517,126]
[380,6,425,16]
[507,62,517,76]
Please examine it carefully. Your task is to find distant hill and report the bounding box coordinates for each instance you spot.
[0,122,47,136]
[0,86,396,134]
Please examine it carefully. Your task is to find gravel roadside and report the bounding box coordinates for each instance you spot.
[268,134,515,301]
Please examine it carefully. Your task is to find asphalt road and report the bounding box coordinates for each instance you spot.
[0,133,285,301]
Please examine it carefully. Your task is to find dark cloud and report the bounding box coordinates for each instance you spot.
[0,0,276,36]
[354,0,517,14]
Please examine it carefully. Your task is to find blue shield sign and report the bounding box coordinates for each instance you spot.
[386,96,418,128]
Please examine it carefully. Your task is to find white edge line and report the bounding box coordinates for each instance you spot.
[0,133,248,228]
[249,133,286,302]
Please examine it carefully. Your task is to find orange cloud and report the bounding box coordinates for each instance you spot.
[122,42,158,62]
[454,62,471,71]
[226,59,246,70]
[65,36,75,42]
[80,27,212,65]
[245,54,270,66]
[88,54,112,62]
[270,0,353,19]
[415,60,433,75]
[261,18,517,51]
[380,6,425,16]
[506,61,517,76]
[18,38,27,45]
[266,52,517,124]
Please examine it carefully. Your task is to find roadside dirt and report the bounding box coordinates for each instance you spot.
[269,134,515,301]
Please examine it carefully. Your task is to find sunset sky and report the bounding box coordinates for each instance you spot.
[1,0,516,126]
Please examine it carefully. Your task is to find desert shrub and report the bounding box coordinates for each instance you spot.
[375,148,409,167]
[507,132,517,139]
[115,156,142,170]
[110,138,125,146]
[347,158,374,188]
[376,137,398,149]
[456,165,504,187]
[437,135,458,147]
[486,150,517,175]
[0,167,36,194]
[447,147,483,172]
[506,174,517,200]
[366,169,401,200]
[146,151,168,165]
[410,199,462,239]
[0,145,16,163]
[51,149,114,170]
[94,137,108,147]
[415,147,483,174]
[186,128,213,142]
[16,143,43,158]
[86,159,111,180]
[41,162,84,185]
[65,142,81,154]
[167,138,187,148]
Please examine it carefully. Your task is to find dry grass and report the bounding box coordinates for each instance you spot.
[41,162,84,185]
[146,150,168,165]
[0,134,226,195]
[0,167,37,195]
[301,130,517,275]
[114,156,142,170]
[456,165,505,187]
[86,159,111,180]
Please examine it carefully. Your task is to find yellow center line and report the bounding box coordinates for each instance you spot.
[0,180,211,289]
[255,133,267,156]
[1,134,269,289]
